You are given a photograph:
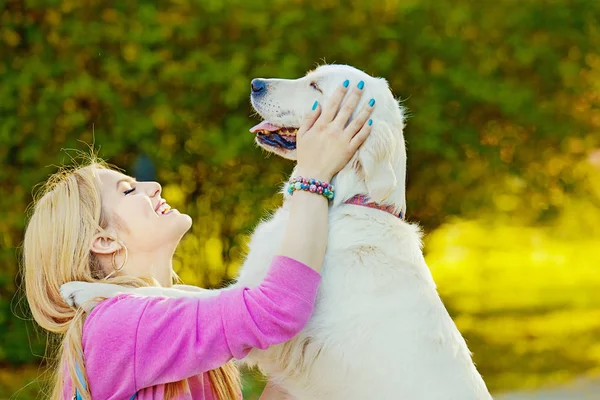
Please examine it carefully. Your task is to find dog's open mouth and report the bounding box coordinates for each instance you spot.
[250,121,298,150]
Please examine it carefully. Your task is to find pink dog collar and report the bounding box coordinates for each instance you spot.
[344,194,404,219]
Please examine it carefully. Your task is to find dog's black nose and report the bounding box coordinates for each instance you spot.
[251,79,266,94]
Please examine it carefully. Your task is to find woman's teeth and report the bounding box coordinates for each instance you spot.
[157,203,172,215]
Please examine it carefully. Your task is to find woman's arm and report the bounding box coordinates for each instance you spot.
[81,256,320,398]
[278,80,374,271]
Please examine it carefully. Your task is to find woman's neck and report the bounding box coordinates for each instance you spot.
[124,249,175,287]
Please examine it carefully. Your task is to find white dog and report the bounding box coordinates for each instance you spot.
[63,65,492,400]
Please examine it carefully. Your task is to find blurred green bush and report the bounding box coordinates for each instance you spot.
[1,0,599,397]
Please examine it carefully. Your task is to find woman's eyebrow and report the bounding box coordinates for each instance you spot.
[115,178,137,190]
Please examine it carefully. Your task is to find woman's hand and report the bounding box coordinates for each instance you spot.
[295,80,375,182]
[278,80,376,272]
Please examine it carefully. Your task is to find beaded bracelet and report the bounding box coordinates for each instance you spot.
[287,176,335,200]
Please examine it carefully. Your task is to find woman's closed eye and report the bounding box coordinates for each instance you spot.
[123,187,136,195]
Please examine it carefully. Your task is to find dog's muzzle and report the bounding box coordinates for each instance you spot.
[250,121,298,150]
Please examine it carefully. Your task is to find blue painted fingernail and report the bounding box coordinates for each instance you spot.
[358,81,365,90]
[312,101,318,110]
[368,119,373,126]
[343,79,350,88]
[369,98,375,107]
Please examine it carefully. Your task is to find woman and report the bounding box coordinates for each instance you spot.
[23,80,374,399]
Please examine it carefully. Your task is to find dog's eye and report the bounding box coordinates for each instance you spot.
[310,81,323,93]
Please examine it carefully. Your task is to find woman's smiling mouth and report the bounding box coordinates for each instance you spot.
[155,200,173,215]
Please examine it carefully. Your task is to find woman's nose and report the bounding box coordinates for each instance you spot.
[149,182,162,198]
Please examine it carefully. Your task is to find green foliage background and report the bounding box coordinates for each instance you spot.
[1,0,600,398]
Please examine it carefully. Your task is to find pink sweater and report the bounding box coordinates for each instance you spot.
[63,256,321,399]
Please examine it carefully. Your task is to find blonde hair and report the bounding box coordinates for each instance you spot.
[23,157,240,399]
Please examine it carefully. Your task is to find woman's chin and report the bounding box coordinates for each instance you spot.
[163,211,193,240]
[177,212,193,232]
[161,217,192,252]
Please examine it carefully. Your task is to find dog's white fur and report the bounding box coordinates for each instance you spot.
[62,65,492,399]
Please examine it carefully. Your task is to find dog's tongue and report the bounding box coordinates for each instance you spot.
[250,121,281,133]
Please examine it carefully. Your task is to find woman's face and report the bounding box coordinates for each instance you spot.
[96,168,192,261]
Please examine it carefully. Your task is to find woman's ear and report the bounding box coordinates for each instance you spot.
[90,231,122,256]
[358,121,398,204]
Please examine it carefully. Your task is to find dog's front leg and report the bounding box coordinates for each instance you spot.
[60,282,217,311]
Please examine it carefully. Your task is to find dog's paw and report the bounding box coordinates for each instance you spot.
[60,281,124,308]
[60,281,87,307]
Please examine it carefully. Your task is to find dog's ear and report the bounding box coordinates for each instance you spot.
[357,121,398,204]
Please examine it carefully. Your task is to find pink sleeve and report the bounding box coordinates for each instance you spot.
[81,256,320,397]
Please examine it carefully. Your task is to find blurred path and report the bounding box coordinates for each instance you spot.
[495,378,600,399]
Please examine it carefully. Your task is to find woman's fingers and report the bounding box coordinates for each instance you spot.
[318,80,350,124]
[349,118,373,151]
[297,101,321,137]
[343,98,375,140]
[334,81,366,128]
